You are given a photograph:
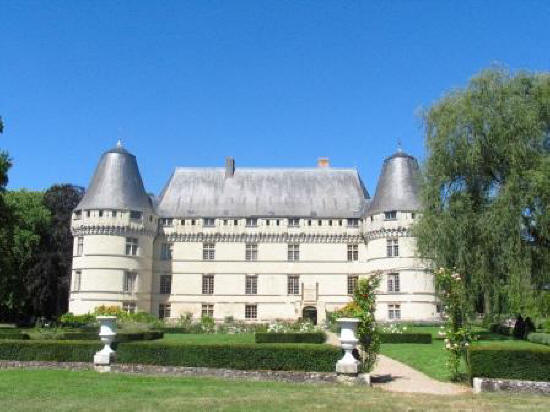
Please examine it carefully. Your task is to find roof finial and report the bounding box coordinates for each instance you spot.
[116,139,123,149]
[397,139,403,153]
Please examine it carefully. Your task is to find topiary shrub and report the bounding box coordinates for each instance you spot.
[467,345,550,382]
[255,332,326,344]
[380,333,432,344]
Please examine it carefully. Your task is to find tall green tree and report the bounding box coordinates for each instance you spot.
[415,67,550,318]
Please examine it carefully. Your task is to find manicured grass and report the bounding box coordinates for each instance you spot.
[2,369,550,411]
[160,333,255,344]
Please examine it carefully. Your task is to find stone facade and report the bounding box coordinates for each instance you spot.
[69,143,437,323]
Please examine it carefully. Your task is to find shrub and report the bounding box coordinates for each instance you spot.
[380,333,432,344]
[489,323,513,336]
[58,313,97,328]
[526,333,550,346]
[0,332,30,340]
[255,332,326,344]
[116,341,340,372]
[0,340,101,362]
[467,345,550,382]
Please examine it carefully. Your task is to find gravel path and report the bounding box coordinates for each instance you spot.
[326,332,470,395]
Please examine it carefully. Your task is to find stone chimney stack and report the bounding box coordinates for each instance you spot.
[317,157,330,168]
[225,156,235,178]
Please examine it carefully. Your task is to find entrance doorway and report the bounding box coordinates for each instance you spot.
[302,306,317,325]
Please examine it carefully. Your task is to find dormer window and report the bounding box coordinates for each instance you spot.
[246,218,257,227]
[347,218,359,227]
[384,211,397,221]
[203,218,215,227]
[160,218,173,227]
[74,210,82,220]
[98,210,104,217]
[130,210,142,220]
[86,210,90,218]
[288,218,300,227]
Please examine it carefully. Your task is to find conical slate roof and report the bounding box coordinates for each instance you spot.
[367,150,421,215]
[76,142,153,212]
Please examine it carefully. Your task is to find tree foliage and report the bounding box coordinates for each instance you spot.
[416,67,550,318]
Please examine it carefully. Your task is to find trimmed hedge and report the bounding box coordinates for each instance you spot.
[28,331,164,342]
[526,333,550,346]
[255,332,326,344]
[117,341,341,372]
[489,324,513,336]
[380,333,432,344]
[0,332,30,340]
[467,345,550,382]
[0,340,102,362]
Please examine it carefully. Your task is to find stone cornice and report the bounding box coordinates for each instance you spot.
[365,227,412,241]
[72,225,157,238]
[164,232,364,244]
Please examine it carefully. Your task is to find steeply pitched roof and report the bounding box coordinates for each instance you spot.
[76,143,153,212]
[367,151,421,215]
[156,167,369,218]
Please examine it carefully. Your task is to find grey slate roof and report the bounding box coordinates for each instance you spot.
[156,167,370,218]
[76,144,153,212]
[367,151,422,215]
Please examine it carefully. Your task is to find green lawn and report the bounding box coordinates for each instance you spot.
[380,327,547,382]
[2,369,550,411]
[160,333,256,344]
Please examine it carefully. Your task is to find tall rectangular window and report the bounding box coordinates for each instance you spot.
[347,275,358,295]
[159,304,171,319]
[245,275,258,295]
[77,237,84,256]
[388,304,401,320]
[202,304,214,318]
[202,274,214,295]
[123,271,137,293]
[203,242,215,260]
[347,218,359,227]
[288,218,300,227]
[161,243,173,260]
[288,244,299,261]
[347,244,359,261]
[203,218,215,227]
[287,275,300,295]
[72,271,82,291]
[387,273,400,292]
[384,210,397,220]
[160,274,172,294]
[386,238,399,257]
[130,211,142,220]
[245,243,258,261]
[122,301,136,314]
[245,304,257,319]
[245,218,257,227]
[126,237,138,256]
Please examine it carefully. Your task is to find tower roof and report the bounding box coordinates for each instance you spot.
[367,150,422,215]
[76,142,152,212]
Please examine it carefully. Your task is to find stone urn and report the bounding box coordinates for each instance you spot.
[94,316,117,366]
[336,317,361,375]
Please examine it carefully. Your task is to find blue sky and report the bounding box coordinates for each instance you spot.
[1,1,549,195]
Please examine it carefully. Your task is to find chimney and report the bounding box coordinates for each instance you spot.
[317,157,330,168]
[225,156,235,178]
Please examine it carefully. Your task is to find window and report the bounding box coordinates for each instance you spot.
[72,271,82,291]
[318,219,322,226]
[202,304,214,318]
[329,220,333,226]
[123,271,137,293]
[387,273,400,292]
[159,304,171,319]
[77,237,84,256]
[191,219,196,225]
[161,243,173,260]
[223,219,228,226]
[245,304,257,319]
[370,215,374,222]
[276,219,280,226]
[99,210,104,217]
[338,219,343,226]
[307,219,312,226]
[411,213,416,219]
[388,304,401,320]
[246,218,257,227]
[347,275,358,295]
[112,210,117,218]
[202,275,214,295]
[288,218,300,227]
[74,210,82,220]
[86,210,91,218]
[180,219,185,225]
[287,275,300,295]
[386,238,399,257]
[233,219,238,225]
[245,243,258,261]
[347,244,359,261]
[347,218,359,227]
[203,242,215,260]
[160,218,173,227]
[203,218,215,227]
[126,237,138,256]
[122,301,136,314]
[266,219,270,226]
[384,210,397,220]
[288,244,299,261]
[130,210,142,220]
[160,274,172,294]
[245,275,258,295]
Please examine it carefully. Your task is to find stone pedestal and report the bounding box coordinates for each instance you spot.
[94,316,117,367]
[335,318,361,376]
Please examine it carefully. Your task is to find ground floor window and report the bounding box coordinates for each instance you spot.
[287,275,300,295]
[122,301,136,314]
[388,304,401,320]
[245,304,257,319]
[72,271,81,291]
[201,304,214,318]
[159,303,171,319]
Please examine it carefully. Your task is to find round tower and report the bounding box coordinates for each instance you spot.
[364,149,436,322]
[69,141,157,315]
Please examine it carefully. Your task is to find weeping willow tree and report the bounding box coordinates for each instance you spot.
[415,67,550,319]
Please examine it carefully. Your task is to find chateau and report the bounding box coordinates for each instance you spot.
[69,142,436,324]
